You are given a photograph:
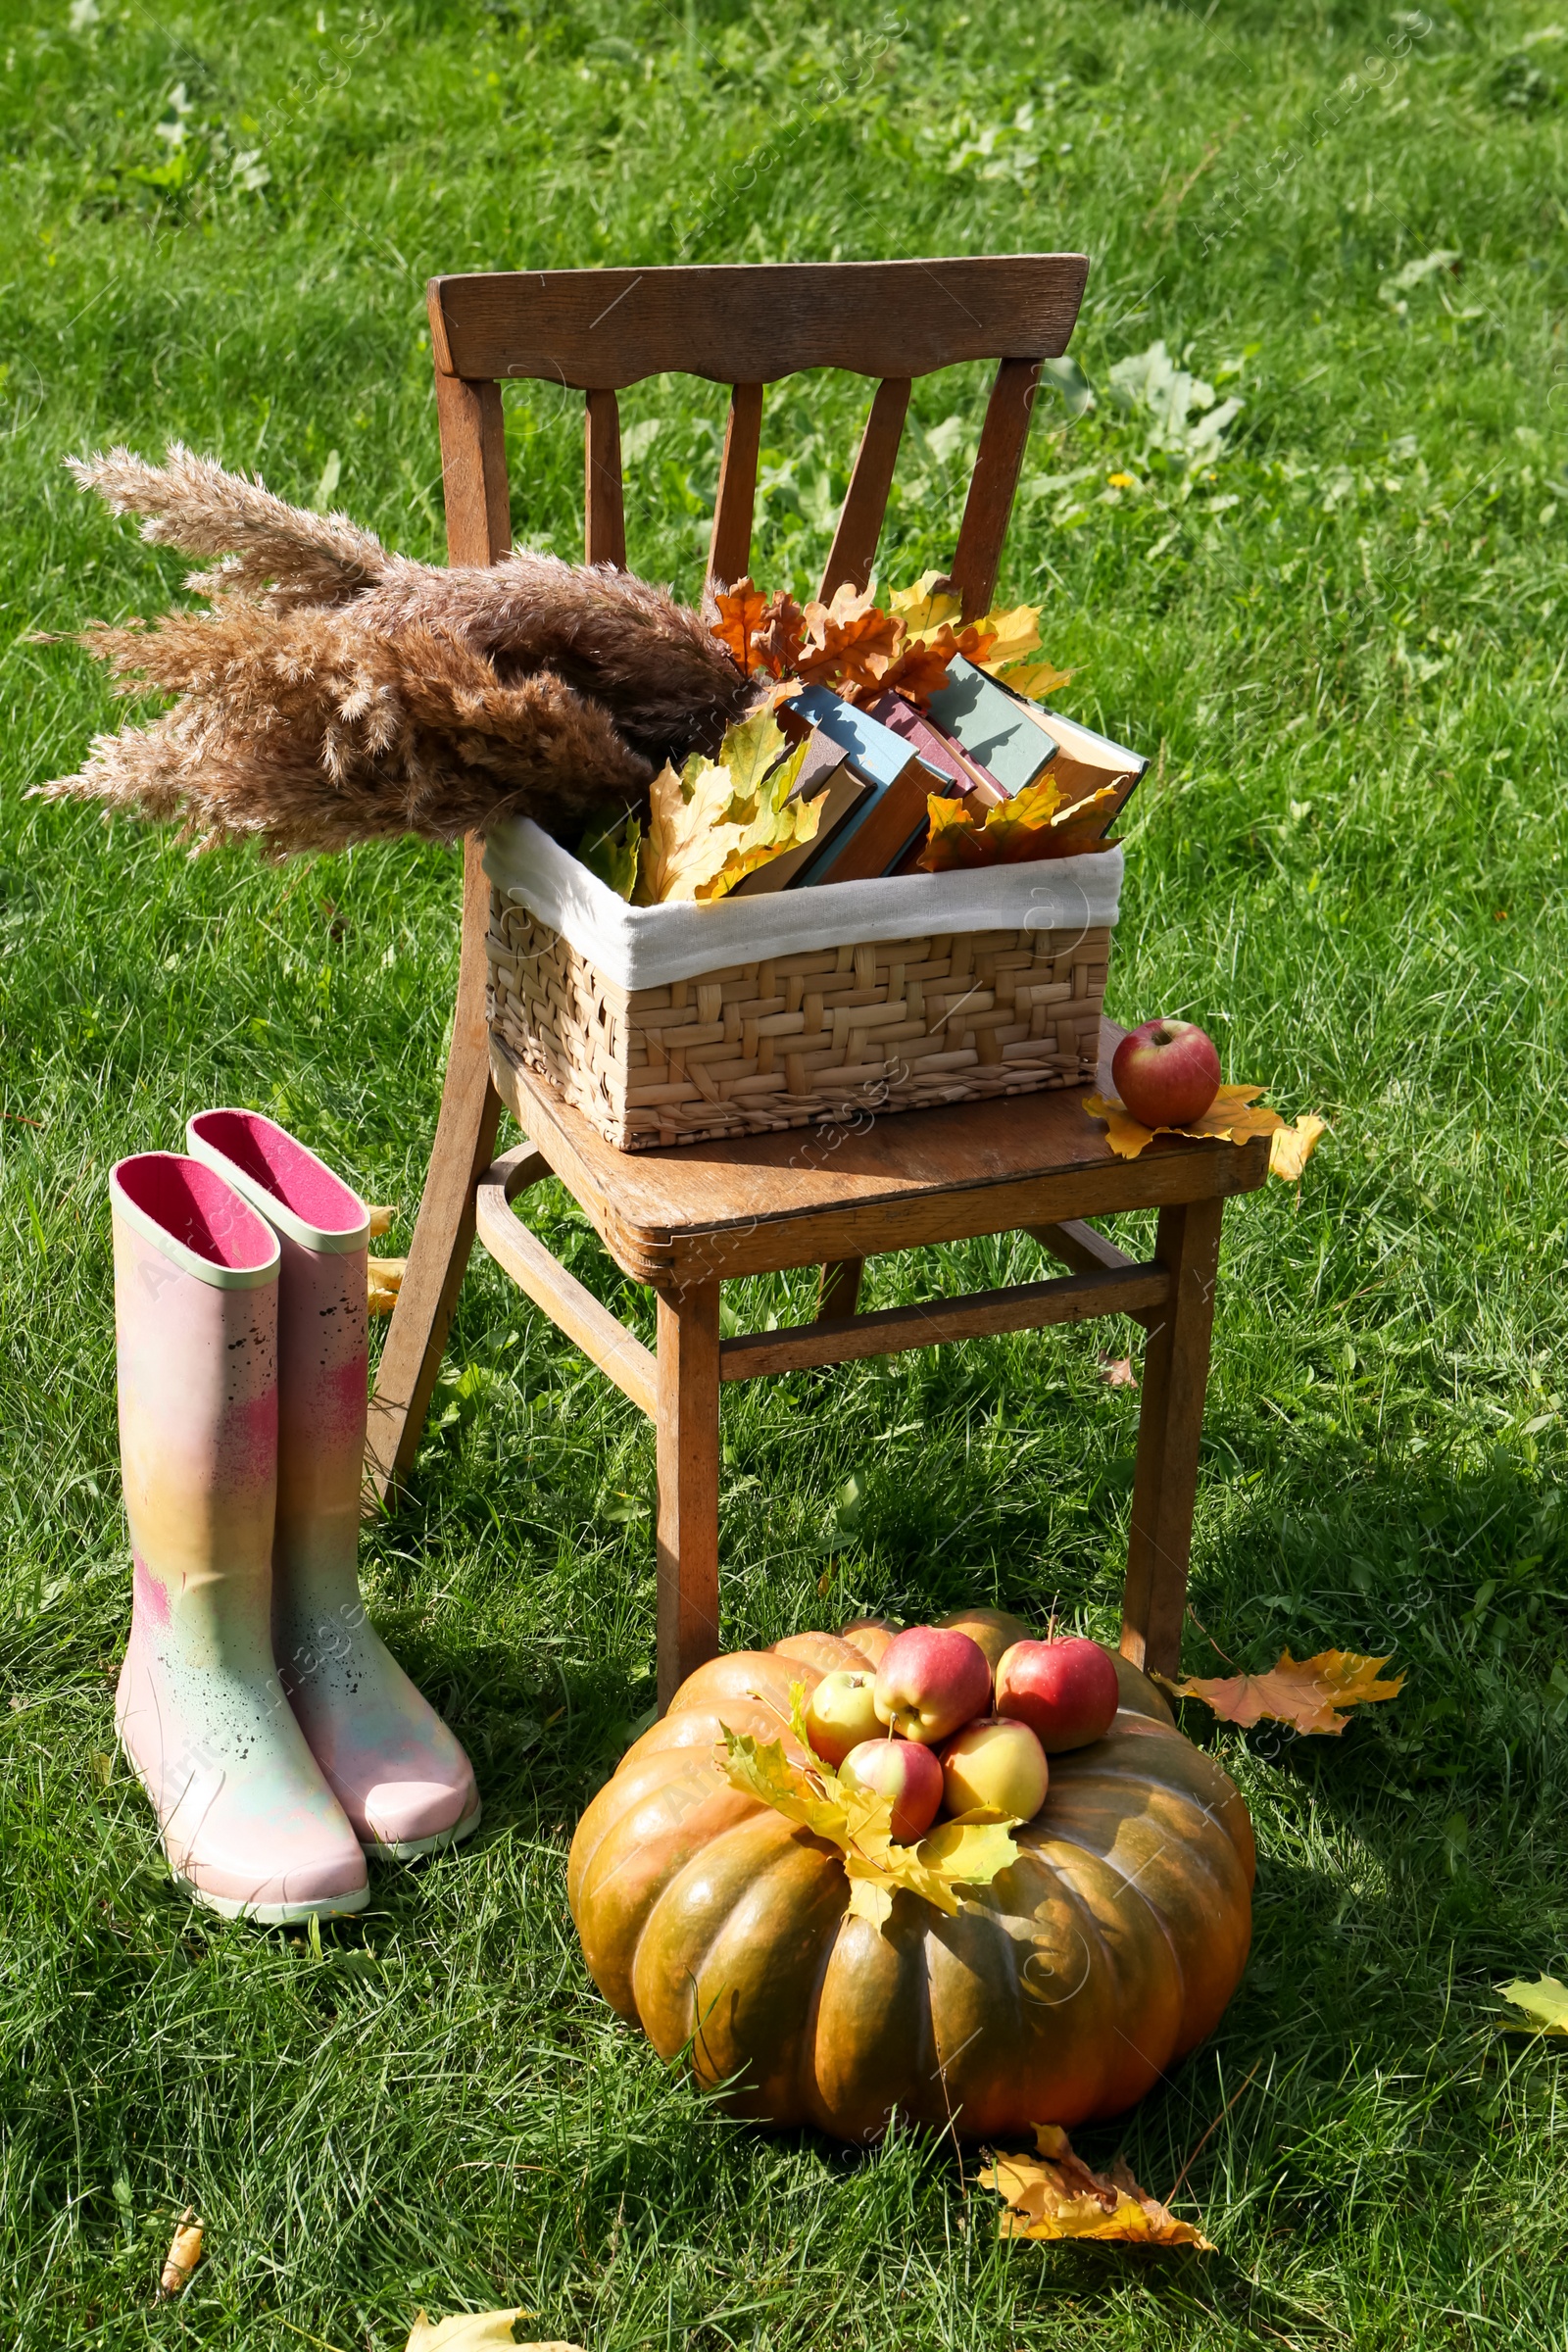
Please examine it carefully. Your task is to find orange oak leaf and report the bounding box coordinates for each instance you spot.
[1082,1084,1284,1160]
[854,624,964,710]
[980,2125,1213,2249]
[1170,1649,1405,1736]
[752,590,807,678]
[794,583,904,691]
[709,577,770,674]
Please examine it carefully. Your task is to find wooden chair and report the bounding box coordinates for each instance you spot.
[366,258,1270,1707]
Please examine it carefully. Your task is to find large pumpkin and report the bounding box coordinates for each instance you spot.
[568,1622,1254,2141]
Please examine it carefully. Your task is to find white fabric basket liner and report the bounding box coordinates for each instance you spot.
[483,818,1123,995]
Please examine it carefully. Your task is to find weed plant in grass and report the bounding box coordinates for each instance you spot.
[3,0,1568,2345]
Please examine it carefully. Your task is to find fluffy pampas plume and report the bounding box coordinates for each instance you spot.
[31,446,755,855]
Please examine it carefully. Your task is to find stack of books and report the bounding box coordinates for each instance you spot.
[732,662,1146,897]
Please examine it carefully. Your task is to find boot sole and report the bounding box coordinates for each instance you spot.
[361,1793,483,1861]
[172,1869,370,1926]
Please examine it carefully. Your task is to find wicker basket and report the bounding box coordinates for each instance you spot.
[486,891,1112,1152]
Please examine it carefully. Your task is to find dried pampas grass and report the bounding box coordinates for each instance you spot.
[33,446,754,855]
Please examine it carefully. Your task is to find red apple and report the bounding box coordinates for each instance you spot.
[873,1626,992,1743]
[1110,1018,1222,1129]
[939,1716,1050,1821]
[805,1669,883,1767]
[994,1637,1120,1753]
[840,1737,944,1842]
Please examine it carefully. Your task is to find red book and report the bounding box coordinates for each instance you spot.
[865,692,1006,808]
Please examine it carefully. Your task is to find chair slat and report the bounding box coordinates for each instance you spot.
[818,376,910,605]
[706,380,764,593]
[429,257,1088,389]
[584,387,626,567]
[945,358,1041,620]
[432,373,511,565]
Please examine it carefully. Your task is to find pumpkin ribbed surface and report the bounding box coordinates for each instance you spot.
[568,1632,1254,2140]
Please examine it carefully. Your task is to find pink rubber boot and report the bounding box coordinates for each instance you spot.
[111,1154,369,1922]
[186,1111,480,1858]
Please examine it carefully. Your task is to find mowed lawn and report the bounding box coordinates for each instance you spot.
[4,1,1568,2344]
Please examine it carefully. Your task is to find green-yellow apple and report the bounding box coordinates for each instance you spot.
[805,1669,882,1766]
[939,1716,1050,1821]
[994,1637,1120,1753]
[1110,1017,1221,1128]
[840,1737,944,1842]
[873,1625,992,1743]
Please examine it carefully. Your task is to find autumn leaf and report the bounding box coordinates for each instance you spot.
[993,656,1074,702]
[720,1699,1021,1932]
[577,807,642,901]
[709,576,769,674]
[752,590,807,678]
[969,602,1042,672]
[158,2212,203,2298]
[635,712,815,904]
[793,582,904,692]
[1082,1083,1285,1161]
[857,624,965,710]
[1099,1355,1138,1389]
[1497,1975,1568,2034]
[367,1204,396,1239]
[980,2125,1213,2249]
[888,570,962,635]
[368,1257,406,1316]
[918,778,1119,872]
[1268,1113,1328,1181]
[1169,1649,1405,1736]
[406,2316,584,2352]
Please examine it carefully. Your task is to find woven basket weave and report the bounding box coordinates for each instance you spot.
[487,887,1111,1151]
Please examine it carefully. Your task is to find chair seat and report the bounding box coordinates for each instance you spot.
[489,1022,1270,1287]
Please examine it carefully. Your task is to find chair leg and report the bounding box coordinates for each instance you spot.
[365,838,503,1509]
[816,1258,864,1321]
[1120,1197,1224,1682]
[655,1281,721,1712]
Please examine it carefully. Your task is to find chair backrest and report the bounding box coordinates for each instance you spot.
[425,255,1088,619]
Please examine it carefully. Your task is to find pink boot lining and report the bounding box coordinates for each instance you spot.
[114,1154,277,1272]
[188,1110,365,1237]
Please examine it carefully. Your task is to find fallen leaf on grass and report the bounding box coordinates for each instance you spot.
[368,1204,396,1239]
[720,1690,1021,1932]
[1497,1975,1568,2034]
[368,1257,406,1315]
[1099,1355,1138,1389]
[1268,1112,1328,1181]
[406,2315,584,2352]
[159,2210,203,2296]
[1170,1649,1404,1736]
[981,2124,1213,2248]
[1083,1084,1283,1159]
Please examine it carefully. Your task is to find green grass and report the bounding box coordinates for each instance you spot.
[4,0,1568,2341]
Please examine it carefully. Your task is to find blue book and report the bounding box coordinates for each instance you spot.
[781,686,946,885]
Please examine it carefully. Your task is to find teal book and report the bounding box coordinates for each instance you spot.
[923,656,1058,798]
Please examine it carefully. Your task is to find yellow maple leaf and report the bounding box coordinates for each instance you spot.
[367,1256,406,1316]
[634,710,810,904]
[406,2317,583,2352]
[634,753,738,905]
[1497,1975,1568,2034]
[1082,1083,1285,1161]
[720,1707,1020,1931]
[1269,1112,1328,1180]
[969,601,1042,672]
[980,2125,1213,2249]
[919,778,1118,873]
[888,570,962,635]
[1169,1649,1404,1736]
[993,656,1074,702]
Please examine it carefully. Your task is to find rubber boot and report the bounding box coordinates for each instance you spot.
[111,1153,369,1922]
[186,1110,480,1858]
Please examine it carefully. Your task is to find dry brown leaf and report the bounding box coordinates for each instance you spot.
[752,590,807,678]
[405,2315,583,2352]
[1099,1355,1138,1389]
[368,1256,406,1316]
[981,2124,1213,2248]
[1082,1083,1285,1160]
[793,583,904,692]
[709,576,770,675]
[1268,1113,1328,1181]
[159,2211,203,2297]
[1170,1648,1405,1736]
